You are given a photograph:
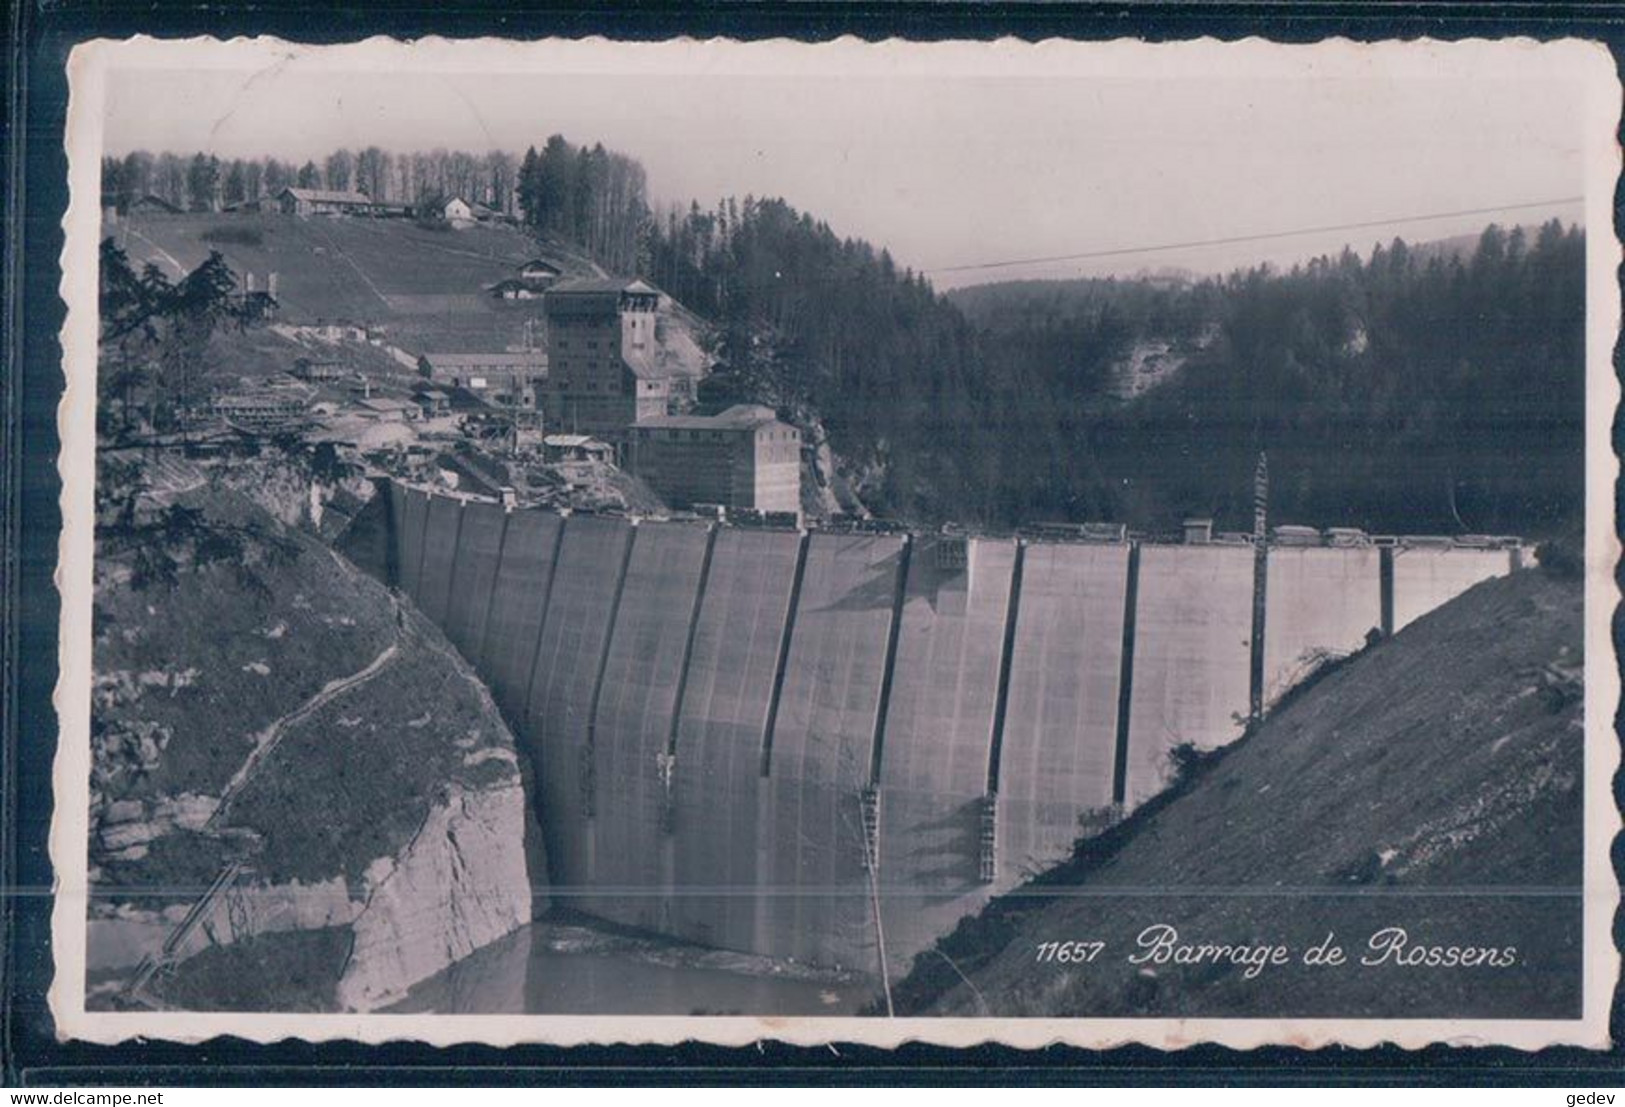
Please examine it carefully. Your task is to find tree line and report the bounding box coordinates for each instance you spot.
[514,136,651,275]
[101,148,522,215]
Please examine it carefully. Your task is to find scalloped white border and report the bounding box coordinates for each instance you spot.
[49,33,1623,1052]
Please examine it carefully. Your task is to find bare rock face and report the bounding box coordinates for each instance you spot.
[337,781,533,1011]
[90,461,541,1012]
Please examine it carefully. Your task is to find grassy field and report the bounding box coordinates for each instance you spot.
[113,213,710,367]
[112,212,599,330]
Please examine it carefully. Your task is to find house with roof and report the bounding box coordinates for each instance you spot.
[520,259,563,283]
[490,258,565,300]
[442,197,498,227]
[628,404,802,514]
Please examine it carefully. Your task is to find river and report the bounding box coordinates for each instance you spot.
[390,920,881,1016]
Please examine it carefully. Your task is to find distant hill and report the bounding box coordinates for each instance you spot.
[945,224,1551,327]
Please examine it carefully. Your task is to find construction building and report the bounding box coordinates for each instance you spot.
[541,278,673,446]
[628,404,802,514]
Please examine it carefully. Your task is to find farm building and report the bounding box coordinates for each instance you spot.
[128,194,183,216]
[277,187,375,217]
[491,258,564,300]
[442,197,498,226]
[520,259,563,283]
[489,279,543,301]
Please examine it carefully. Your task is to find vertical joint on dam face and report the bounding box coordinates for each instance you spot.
[760,530,812,777]
[1111,541,1142,806]
[382,481,402,589]
[1249,533,1267,724]
[867,534,914,786]
[582,520,640,816]
[1379,546,1396,637]
[442,499,469,623]
[666,524,719,759]
[410,491,432,603]
[471,510,512,669]
[516,514,570,718]
[984,540,1026,797]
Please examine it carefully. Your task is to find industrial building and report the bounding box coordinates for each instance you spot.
[211,391,309,431]
[418,351,549,406]
[540,278,673,444]
[628,404,803,514]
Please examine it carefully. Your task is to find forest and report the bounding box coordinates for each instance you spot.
[646,195,1584,536]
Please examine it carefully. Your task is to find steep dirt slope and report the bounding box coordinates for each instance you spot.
[90,456,544,1011]
[895,565,1585,1020]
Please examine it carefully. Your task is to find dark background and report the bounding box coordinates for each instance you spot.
[6,0,1624,1086]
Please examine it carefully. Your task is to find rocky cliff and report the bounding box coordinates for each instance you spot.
[89,450,542,1012]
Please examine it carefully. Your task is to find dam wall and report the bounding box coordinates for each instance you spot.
[380,484,1521,975]
[587,520,713,930]
[1126,545,1255,807]
[875,537,1015,967]
[762,532,907,967]
[525,513,632,895]
[477,509,563,722]
[1263,547,1383,708]
[996,542,1127,880]
[669,528,802,953]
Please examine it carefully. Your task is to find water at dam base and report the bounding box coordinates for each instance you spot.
[391,920,878,1016]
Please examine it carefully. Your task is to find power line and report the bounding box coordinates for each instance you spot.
[926,196,1585,275]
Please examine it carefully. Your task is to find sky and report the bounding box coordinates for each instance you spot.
[96,39,1593,288]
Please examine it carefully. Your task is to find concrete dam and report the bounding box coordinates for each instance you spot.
[375,483,1522,974]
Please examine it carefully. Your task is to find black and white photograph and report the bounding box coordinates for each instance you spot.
[48,35,1619,1049]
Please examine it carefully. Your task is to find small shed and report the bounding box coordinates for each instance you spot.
[414,389,452,417]
[543,434,614,464]
[354,396,420,423]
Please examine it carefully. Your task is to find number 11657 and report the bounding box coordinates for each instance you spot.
[1035,940,1106,964]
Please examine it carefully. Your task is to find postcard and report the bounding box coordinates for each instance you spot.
[49,34,1621,1049]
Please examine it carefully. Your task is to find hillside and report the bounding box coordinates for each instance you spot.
[112,213,574,355]
[89,451,544,1011]
[893,562,1584,1019]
